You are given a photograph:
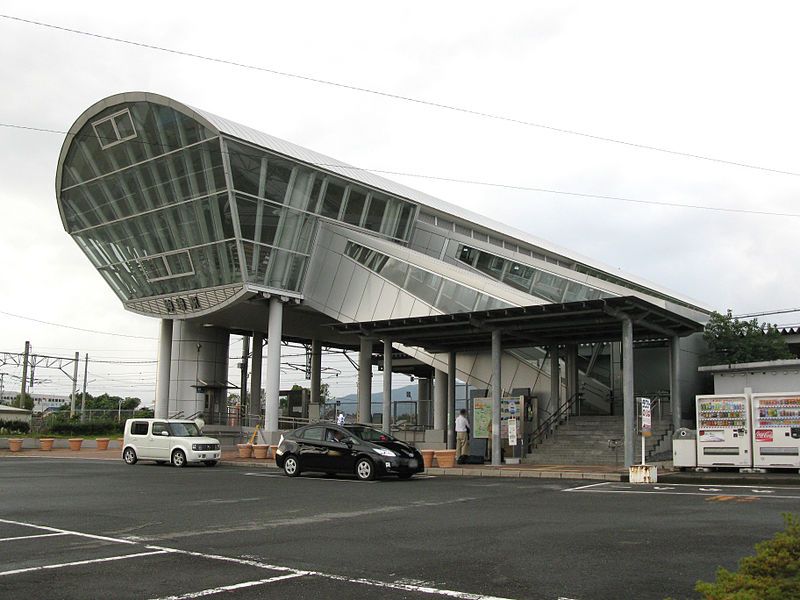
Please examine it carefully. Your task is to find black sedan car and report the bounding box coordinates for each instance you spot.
[275,422,424,481]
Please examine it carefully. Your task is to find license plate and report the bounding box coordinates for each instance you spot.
[408,459,418,469]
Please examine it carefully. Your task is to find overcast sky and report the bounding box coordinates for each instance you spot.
[2,1,799,404]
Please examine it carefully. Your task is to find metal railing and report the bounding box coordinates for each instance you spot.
[528,388,585,451]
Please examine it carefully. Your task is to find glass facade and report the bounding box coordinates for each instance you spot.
[344,242,513,313]
[58,101,420,307]
[457,244,611,303]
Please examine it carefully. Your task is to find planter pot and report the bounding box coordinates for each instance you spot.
[420,449,435,469]
[39,438,55,451]
[434,449,457,468]
[117,437,124,448]
[68,438,83,451]
[268,445,278,460]
[8,439,23,452]
[95,438,110,451]
[252,444,269,459]
[237,443,253,458]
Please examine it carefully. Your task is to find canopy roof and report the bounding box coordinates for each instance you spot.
[332,296,703,354]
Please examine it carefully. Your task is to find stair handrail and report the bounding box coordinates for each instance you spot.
[529,386,585,451]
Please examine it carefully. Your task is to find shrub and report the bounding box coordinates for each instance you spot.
[695,514,800,599]
[42,419,123,437]
[0,419,30,434]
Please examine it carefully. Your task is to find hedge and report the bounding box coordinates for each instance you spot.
[43,420,124,437]
[0,420,30,434]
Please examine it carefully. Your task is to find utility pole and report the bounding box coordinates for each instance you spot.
[19,341,30,408]
[80,353,88,422]
[70,351,79,418]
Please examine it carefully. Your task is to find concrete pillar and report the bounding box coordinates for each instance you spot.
[382,339,392,433]
[447,352,457,449]
[549,345,560,419]
[670,336,681,432]
[566,344,579,415]
[240,335,250,416]
[310,339,322,406]
[622,317,635,468]
[434,368,447,431]
[155,319,173,419]
[417,373,431,428]
[358,337,373,423]
[250,332,263,423]
[491,329,502,466]
[264,297,283,432]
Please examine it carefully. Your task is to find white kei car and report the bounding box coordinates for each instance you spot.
[122,418,221,467]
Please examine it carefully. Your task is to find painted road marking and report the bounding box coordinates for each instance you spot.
[0,550,171,576]
[148,572,309,600]
[563,482,800,499]
[0,532,69,542]
[4,517,517,600]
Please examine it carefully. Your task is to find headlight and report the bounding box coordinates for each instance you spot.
[192,444,198,451]
[374,448,396,457]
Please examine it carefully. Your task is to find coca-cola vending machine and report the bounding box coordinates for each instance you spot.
[751,392,800,469]
[695,394,752,468]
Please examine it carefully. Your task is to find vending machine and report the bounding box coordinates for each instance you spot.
[751,393,800,469]
[695,394,752,468]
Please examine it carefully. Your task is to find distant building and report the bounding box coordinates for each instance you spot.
[0,393,70,414]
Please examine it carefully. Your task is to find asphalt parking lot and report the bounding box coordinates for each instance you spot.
[1,457,796,600]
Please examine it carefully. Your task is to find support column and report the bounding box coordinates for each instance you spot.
[155,319,173,419]
[622,317,635,468]
[382,339,392,433]
[670,336,681,433]
[264,298,283,432]
[491,329,502,466]
[358,337,373,423]
[417,372,431,428]
[250,332,263,424]
[566,344,579,415]
[549,345,560,418]
[240,335,250,417]
[447,352,457,449]
[310,339,322,405]
[434,368,447,431]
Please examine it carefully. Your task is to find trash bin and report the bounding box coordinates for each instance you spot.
[672,428,697,468]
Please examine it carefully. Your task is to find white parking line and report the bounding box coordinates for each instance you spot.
[0,550,171,576]
[3,517,515,599]
[563,482,800,499]
[148,572,308,600]
[0,532,69,542]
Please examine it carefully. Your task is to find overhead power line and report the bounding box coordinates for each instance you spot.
[733,308,800,319]
[0,309,156,340]
[1,13,798,178]
[1,122,798,219]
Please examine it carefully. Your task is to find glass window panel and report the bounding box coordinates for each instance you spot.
[363,195,387,231]
[343,190,367,225]
[228,142,263,196]
[264,162,293,205]
[320,181,345,219]
[475,251,505,279]
[438,280,478,313]
[164,250,194,276]
[405,267,440,306]
[306,177,323,212]
[93,118,118,148]
[393,203,414,240]
[504,262,534,292]
[376,257,408,287]
[140,256,169,280]
[458,245,477,266]
[243,242,272,284]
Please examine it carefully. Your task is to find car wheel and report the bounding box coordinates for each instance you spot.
[123,447,137,465]
[398,473,413,480]
[204,460,218,467]
[171,449,187,468]
[355,457,375,481]
[283,454,301,477]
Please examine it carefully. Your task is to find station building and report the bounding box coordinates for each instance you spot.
[55,92,710,465]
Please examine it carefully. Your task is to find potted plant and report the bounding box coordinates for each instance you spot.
[39,438,55,451]
[420,449,435,468]
[95,438,110,451]
[68,438,83,451]
[434,449,457,468]
[8,438,23,452]
[237,443,253,458]
[252,444,269,459]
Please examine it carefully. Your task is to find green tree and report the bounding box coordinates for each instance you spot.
[703,311,792,365]
[696,514,800,599]
[15,392,33,410]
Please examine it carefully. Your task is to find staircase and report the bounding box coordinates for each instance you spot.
[524,415,673,466]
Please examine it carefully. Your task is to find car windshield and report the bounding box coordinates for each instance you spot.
[169,422,201,437]
[344,425,396,443]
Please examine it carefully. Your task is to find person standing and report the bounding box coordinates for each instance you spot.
[336,412,346,426]
[455,408,470,460]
